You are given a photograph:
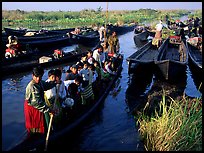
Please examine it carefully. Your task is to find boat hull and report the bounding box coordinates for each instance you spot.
[154,38,188,82]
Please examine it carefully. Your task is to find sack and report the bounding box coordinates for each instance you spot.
[62,98,74,108]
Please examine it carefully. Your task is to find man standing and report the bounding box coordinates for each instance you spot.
[152,20,163,48]
[108,31,120,54]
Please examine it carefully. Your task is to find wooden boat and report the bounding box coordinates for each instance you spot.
[70,30,100,47]
[154,36,188,81]
[186,37,202,73]
[18,35,74,50]
[2,43,100,78]
[133,27,155,47]
[8,54,124,151]
[107,24,136,36]
[4,27,27,36]
[186,37,202,90]
[126,40,160,74]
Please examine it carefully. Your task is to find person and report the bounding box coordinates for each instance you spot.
[65,64,79,81]
[5,35,22,58]
[24,66,60,135]
[108,31,120,54]
[44,69,56,107]
[152,20,163,48]
[86,50,95,65]
[78,61,90,88]
[99,24,105,41]
[53,49,64,59]
[51,69,67,125]
[93,45,105,68]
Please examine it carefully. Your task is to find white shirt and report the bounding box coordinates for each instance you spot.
[93,49,105,64]
[155,23,163,31]
[45,79,67,100]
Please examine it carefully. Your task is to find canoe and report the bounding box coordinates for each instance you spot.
[70,30,100,47]
[4,27,27,36]
[2,43,101,78]
[8,54,124,151]
[133,28,155,47]
[186,37,202,72]
[126,40,160,74]
[107,24,136,36]
[154,36,188,81]
[19,35,74,50]
[186,37,202,90]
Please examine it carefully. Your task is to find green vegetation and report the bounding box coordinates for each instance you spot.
[2,8,200,31]
[136,90,202,151]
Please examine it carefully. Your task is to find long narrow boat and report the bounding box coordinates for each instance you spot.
[2,43,100,79]
[107,24,136,36]
[133,28,155,47]
[186,37,202,90]
[19,35,74,50]
[4,27,27,36]
[8,54,123,151]
[70,30,100,47]
[154,36,188,81]
[126,40,160,74]
[186,37,202,73]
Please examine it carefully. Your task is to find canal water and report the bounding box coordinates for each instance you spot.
[2,31,202,151]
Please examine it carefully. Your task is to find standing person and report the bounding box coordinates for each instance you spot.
[24,66,60,135]
[93,45,105,68]
[99,24,105,42]
[44,69,56,107]
[108,31,120,54]
[152,20,163,48]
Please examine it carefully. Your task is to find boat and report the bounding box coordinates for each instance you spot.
[186,37,202,73]
[70,29,100,47]
[107,24,136,36]
[186,37,202,91]
[18,35,74,50]
[126,40,160,74]
[154,36,188,81]
[133,26,155,47]
[8,53,124,152]
[4,27,27,36]
[2,43,101,78]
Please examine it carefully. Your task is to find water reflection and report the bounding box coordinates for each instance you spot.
[125,65,154,114]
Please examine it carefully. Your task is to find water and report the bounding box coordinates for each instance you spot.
[2,31,202,151]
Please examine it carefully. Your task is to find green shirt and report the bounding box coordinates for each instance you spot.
[25,80,56,112]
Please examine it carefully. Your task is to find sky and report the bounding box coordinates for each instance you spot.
[2,2,202,12]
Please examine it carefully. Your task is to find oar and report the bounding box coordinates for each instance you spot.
[44,113,53,151]
[44,84,60,151]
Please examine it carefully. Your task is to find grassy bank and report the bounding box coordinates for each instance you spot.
[136,89,202,151]
[2,9,195,30]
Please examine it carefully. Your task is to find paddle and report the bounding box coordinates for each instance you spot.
[44,83,60,151]
[44,113,53,151]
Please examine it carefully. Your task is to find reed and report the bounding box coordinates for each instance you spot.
[137,89,202,151]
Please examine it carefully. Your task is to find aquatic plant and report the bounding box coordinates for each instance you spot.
[137,89,202,151]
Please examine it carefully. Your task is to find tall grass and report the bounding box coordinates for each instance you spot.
[137,89,202,151]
